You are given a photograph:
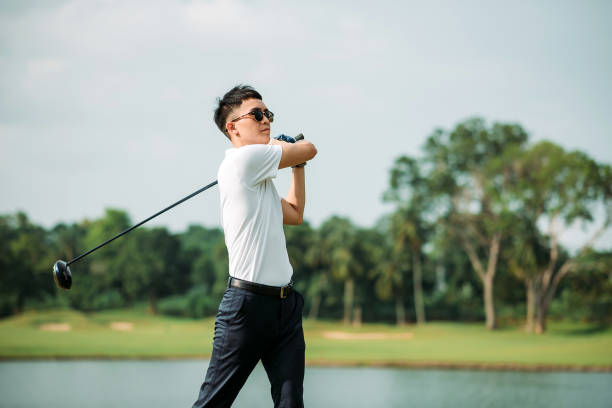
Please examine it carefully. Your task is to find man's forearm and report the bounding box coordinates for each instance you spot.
[284,167,306,224]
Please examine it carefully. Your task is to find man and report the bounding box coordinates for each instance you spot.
[192,85,317,408]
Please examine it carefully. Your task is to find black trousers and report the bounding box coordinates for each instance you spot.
[192,286,305,408]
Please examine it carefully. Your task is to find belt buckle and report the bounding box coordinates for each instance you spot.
[280,286,287,299]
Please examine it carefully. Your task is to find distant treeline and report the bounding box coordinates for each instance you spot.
[1,118,610,333]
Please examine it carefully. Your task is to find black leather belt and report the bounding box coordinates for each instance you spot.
[228,277,293,299]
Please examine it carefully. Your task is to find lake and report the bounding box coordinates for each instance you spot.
[0,361,610,407]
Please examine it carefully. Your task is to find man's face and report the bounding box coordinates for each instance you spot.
[226,98,271,146]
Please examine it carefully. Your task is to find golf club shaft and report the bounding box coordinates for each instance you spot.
[67,179,218,266]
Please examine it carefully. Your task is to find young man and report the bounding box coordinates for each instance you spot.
[192,85,317,408]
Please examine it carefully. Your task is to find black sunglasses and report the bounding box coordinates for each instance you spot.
[230,108,274,123]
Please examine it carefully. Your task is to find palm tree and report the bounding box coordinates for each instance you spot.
[391,208,428,324]
[320,216,361,325]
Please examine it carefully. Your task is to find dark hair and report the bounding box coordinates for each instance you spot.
[214,85,262,139]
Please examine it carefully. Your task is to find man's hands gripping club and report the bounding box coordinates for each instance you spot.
[271,134,317,169]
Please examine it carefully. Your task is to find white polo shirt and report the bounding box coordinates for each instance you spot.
[217,143,293,286]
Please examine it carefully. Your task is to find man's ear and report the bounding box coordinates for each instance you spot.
[226,122,238,138]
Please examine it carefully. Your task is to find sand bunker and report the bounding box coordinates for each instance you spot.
[40,323,71,331]
[323,331,413,340]
[110,321,134,331]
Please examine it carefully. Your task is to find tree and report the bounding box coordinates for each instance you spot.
[284,222,317,317]
[83,208,131,285]
[421,118,529,329]
[427,225,484,321]
[372,215,408,325]
[385,156,432,324]
[50,222,87,265]
[303,227,331,321]
[319,216,362,325]
[179,224,225,302]
[114,227,182,313]
[0,213,55,314]
[351,227,385,326]
[0,214,18,316]
[513,141,612,333]
[560,249,612,324]
[504,215,549,332]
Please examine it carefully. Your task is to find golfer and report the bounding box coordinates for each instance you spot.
[192,85,317,408]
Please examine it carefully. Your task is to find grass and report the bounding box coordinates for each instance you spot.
[1,307,611,370]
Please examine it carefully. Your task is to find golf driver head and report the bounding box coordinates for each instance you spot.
[53,260,72,290]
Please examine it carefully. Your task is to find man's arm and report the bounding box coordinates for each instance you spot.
[270,139,317,225]
[270,139,317,169]
[281,167,305,225]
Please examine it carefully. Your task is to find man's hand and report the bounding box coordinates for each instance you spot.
[271,135,317,169]
[274,134,297,144]
[273,135,308,167]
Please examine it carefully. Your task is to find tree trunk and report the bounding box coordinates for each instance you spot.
[352,306,362,327]
[535,260,574,334]
[535,292,548,335]
[395,292,406,326]
[412,249,426,324]
[462,233,501,330]
[483,274,496,330]
[525,277,535,333]
[343,278,354,325]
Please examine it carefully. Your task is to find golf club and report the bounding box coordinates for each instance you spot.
[52,179,218,290]
[52,133,304,290]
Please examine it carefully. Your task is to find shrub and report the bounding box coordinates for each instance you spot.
[158,285,218,318]
[91,290,125,310]
[158,294,190,317]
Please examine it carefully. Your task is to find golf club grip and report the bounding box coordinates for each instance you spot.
[67,179,219,266]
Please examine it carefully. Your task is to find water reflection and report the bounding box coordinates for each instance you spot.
[0,361,610,408]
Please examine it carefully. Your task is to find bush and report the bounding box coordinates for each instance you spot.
[24,293,71,311]
[158,285,218,318]
[0,293,18,318]
[91,290,125,310]
[158,294,190,317]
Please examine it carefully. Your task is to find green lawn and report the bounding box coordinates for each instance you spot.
[1,308,611,370]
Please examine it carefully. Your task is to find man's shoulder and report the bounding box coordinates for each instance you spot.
[236,143,278,156]
[224,144,281,166]
[219,143,281,187]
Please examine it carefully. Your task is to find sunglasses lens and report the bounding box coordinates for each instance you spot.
[252,110,263,121]
[266,111,274,122]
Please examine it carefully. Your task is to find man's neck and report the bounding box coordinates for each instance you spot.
[231,139,269,149]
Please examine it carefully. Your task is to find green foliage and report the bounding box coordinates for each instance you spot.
[157,294,190,316]
[0,212,56,316]
[158,286,218,318]
[0,117,609,331]
[92,290,125,310]
[555,250,612,324]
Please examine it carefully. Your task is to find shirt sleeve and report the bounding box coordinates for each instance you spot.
[234,144,282,187]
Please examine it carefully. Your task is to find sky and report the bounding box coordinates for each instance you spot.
[1,0,611,251]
